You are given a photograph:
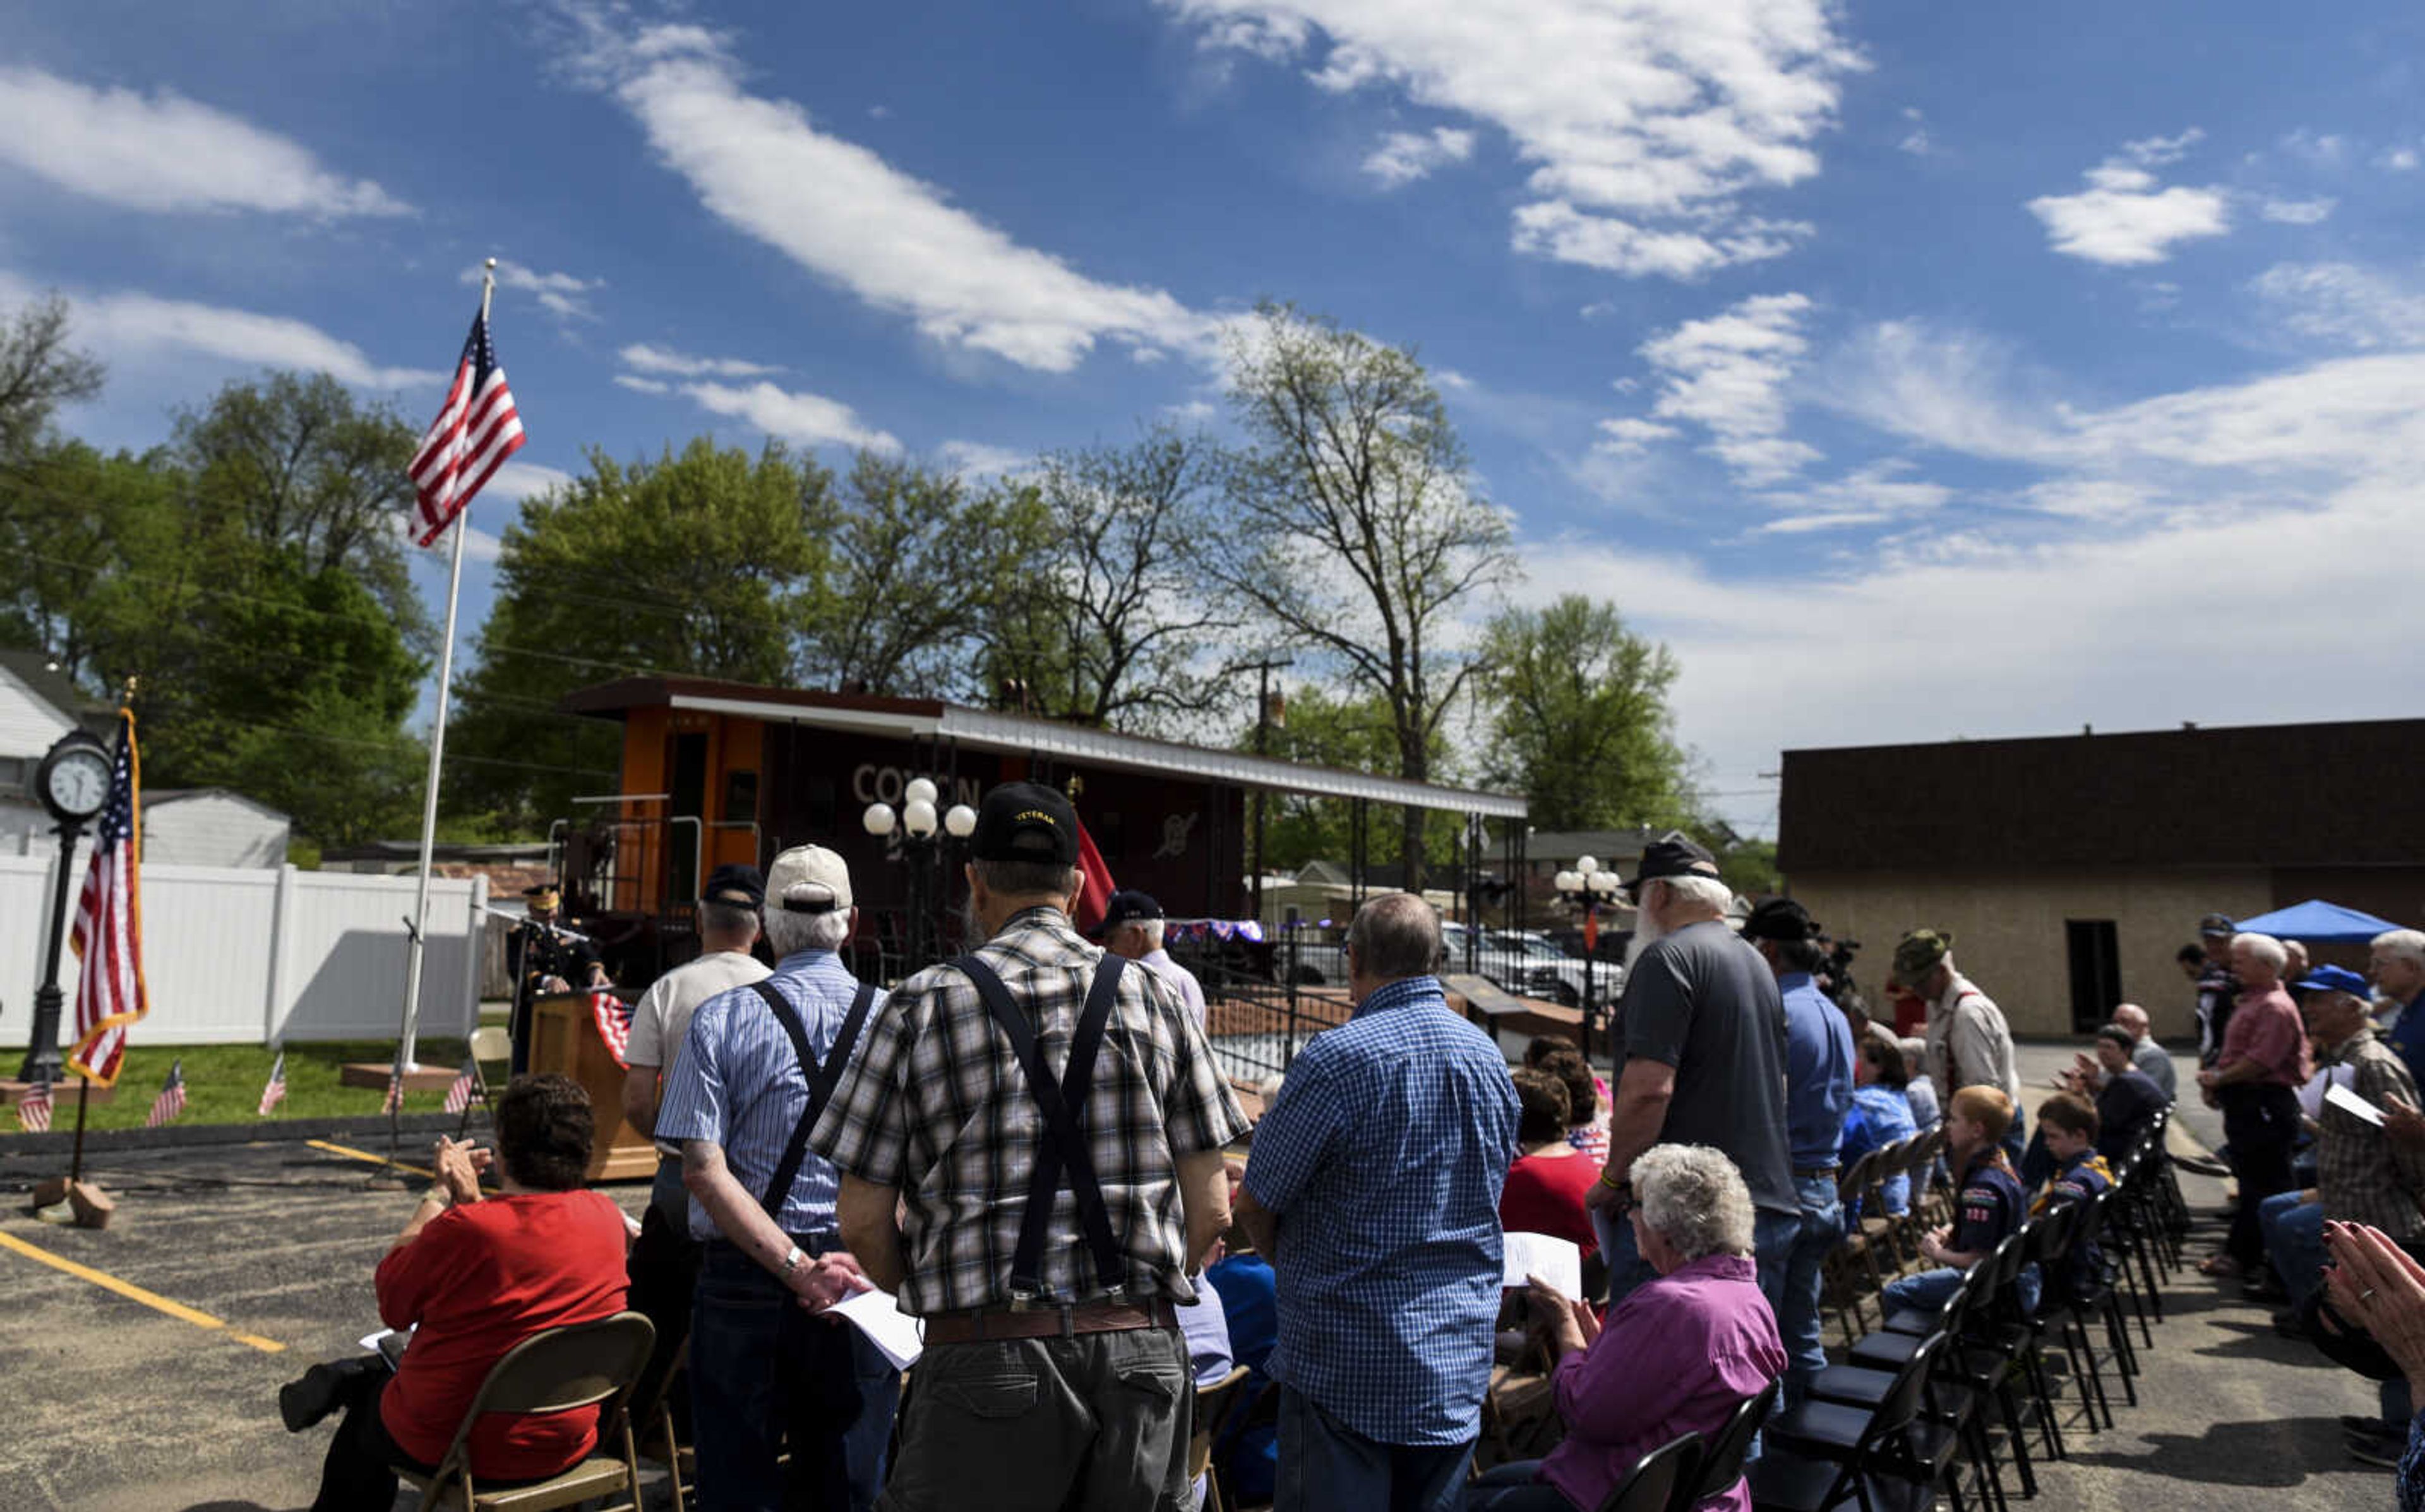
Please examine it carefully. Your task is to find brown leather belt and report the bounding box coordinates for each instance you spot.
[923,1296,1177,1345]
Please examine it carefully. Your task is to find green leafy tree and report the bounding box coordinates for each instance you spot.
[1248,683,1463,876]
[806,451,1052,699]
[448,438,833,832]
[1212,304,1516,890]
[981,426,1237,729]
[1477,595,1695,832]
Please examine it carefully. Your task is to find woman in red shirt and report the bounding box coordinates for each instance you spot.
[1500,1068,1601,1263]
[280,1074,631,1509]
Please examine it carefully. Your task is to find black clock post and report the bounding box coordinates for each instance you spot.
[19,729,111,1085]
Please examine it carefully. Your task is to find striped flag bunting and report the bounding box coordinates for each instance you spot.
[66,710,147,1087]
[258,1049,287,1117]
[406,308,525,546]
[144,1058,186,1128]
[442,1061,479,1116]
[16,1079,52,1133]
[592,991,633,1069]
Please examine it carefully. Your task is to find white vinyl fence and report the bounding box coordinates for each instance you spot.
[0,857,485,1048]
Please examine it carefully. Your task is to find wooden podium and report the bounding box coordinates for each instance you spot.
[528,991,659,1182]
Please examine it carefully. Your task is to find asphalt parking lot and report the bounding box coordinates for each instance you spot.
[0,1134,654,1512]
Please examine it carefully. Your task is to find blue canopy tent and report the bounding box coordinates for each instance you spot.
[2228,899,2399,943]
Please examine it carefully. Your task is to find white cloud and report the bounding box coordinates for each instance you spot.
[613,374,673,394]
[1756,458,1951,528]
[2381,146,2420,172]
[486,461,575,501]
[1362,126,1474,188]
[1162,398,1220,422]
[2249,261,2425,350]
[1624,292,1819,484]
[2027,131,2229,266]
[937,439,1030,479]
[1163,0,1860,280]
[1592,415,1679,455]
[1896,106,1931,157]
[2019,479,2148,520]
[581,24,1211,371]
[0,66,409,217]
[2279,129,2347,167]
[2260,196,2336,225]
[679,379,900,452]
[617,342,780,378]
[470,261,604,323]
[0,271,440,389]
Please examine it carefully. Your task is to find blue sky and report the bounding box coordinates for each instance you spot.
[6,0,2424,838]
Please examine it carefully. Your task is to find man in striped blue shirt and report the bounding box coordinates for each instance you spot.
[656,843,894,1512]
[1236,893,1519,1512]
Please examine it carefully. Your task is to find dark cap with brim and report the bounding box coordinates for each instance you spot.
[1741,897,1818,944]
[971,781,1081,866]
[1626,834,1721,891]
[2198,912,2236,938]
[701,862,765,909]
[1095,889,1163,937]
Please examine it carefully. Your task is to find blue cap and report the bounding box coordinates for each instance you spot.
[2297,964,2370,997]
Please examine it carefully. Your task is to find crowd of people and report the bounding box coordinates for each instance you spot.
[268,791,2425,1511]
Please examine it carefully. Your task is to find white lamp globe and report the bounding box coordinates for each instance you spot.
[861,802,896,836]
[904,777,939,806]
[1554,871,1581,893]
[903,798,939,838]
[1576,855,1599,876]
[943,804,978,838]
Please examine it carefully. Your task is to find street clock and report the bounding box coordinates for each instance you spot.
[35,731,112,825]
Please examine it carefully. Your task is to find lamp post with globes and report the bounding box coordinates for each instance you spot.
[861,777,978,975]
[1552,855,1625,1054]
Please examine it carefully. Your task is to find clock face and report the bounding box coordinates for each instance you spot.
[45,748,111,818]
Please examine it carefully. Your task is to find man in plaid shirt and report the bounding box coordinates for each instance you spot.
[814,781,1246,1511]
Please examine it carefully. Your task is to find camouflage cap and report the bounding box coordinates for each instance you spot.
[1890,928,1954,988]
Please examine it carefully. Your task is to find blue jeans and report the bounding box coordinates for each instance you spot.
[2002,1104,2028,1168]
[1884,1263,2038,1323]
[1596,1200,1799,1311]
[689,1242,900,1511]
[1276,1386,1473,1512]
[2258,1191,2326,1305]
[1780,1175,1845,1406]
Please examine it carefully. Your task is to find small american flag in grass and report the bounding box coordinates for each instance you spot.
[144,1059,186,1128]
[16,1078,52,1133]
[258,1049,287,1117]
[443,1061,479,1116]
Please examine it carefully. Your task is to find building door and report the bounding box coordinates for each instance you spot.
[668,730,709,908]
[2064,919,2122,1033]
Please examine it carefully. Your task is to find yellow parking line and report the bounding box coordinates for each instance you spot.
[306,1138,434,1179]
[0,1229,284,1354]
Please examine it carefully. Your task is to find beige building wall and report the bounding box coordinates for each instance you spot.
[1788,868,2274,1042]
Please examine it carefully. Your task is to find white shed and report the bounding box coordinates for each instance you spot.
[143,789,292,869]
[0,649,112,858]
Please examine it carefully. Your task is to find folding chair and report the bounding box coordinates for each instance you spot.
[1190,1366,1251,1512]
[395,1311,656,1510]
[455,1025,513,1139]
[1594,1430,1704,1512]
[1751,1331,1951,1512]
[1692,1381,1781,1506]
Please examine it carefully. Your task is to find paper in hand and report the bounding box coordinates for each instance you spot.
[1502,1232,1584,1300]
[830,1287,926,1369]
[2327,1081,2386,1127]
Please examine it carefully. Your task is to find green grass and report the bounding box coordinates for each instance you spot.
[27,1038,479,1132]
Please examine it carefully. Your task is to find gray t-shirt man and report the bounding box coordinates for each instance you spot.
[1610,918,1795,1218]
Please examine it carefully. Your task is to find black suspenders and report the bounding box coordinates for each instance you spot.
[749,979,877,1220]
[952,954,1129,1300]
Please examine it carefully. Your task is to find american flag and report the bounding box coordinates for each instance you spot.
[144,1058,186,1128]
[405,307,525,547]
[67,710,147,1086]
[592,991,633,1068]
[442,1060,479,1116]
[258,1049,287,1117]
[15,1079,51,1133]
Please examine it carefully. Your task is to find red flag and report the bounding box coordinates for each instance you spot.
[442,1062,479,1116]
[67,710,147,1086]
[1074,818,1117,934]
[16,1080,52,1133]
[592,991,633,1068]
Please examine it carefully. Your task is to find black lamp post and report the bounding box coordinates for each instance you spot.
[1552,854,1625,1056]
[20,729,114,1084]
[862,778,978,975]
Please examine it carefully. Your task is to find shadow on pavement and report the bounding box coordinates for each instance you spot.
[2068,1416,2371,1487]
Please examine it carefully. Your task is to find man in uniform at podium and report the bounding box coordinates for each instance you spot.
[508,884,609,1074]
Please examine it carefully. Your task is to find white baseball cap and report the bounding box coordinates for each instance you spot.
[765,845,853,914]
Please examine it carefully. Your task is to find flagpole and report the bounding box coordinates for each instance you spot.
[393,257,494,1088]
[67,1078,90,1186]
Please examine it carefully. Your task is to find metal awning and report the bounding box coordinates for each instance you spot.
[572,676,1526,819]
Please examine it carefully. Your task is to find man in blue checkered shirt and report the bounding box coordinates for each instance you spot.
[1236,893,1519,1512]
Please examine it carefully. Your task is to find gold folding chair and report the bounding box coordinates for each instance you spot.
[395,1311,655,1510]
[1190,1365,1252,1512]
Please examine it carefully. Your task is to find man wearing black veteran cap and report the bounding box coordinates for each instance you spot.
[618,862,774,1429]
[1741,896,1854,1408]
[1584,834,1798,1309]
[506,883,609,1073]
[811,781,1248,1510]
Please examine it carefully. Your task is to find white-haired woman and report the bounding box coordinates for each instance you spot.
[1467,1145,1785,1512]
